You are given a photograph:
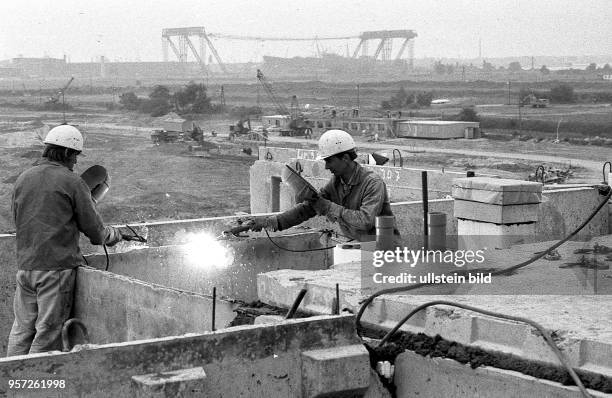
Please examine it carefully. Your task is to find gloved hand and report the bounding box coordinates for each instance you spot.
[243,216,279,232]
[295,186,318,203]
[104,226,123,247]
[308,197,332,216]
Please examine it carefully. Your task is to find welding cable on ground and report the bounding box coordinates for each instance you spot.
[376,300,593,398]
[356,186,612,335]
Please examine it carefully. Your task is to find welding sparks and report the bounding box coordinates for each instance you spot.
[182,231,234,270]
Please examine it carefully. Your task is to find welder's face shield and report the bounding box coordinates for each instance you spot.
[80,165,110,204]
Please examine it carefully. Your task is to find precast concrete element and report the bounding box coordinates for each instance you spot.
[257,236,612,379]
[301,344,370,398]
[0,315,373,398]
[84,232,331,302]
[73,267,237,344]
[454,200,539,224]
[453,177,543,249]
[452,177,543,205]
[394,350,609,398]
[252,147,498,213]
[131,367,206,398]
[539,187,610,240]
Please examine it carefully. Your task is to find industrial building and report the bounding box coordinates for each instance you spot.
[262,113,481,139]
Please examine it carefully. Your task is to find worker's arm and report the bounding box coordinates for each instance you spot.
[314,178,386,231]
[276,202,317,231]
[73,179,121,246]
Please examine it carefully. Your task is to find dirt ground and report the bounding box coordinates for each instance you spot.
[0,104,608,234]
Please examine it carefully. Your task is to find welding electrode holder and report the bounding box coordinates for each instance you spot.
[120,233,147,243]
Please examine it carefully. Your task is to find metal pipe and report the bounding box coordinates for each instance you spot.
[332,283,340,315]
[212,287,216,331]
[602,161,611,183]
[61,318,89,352]
[285,288,308,319]
[422,171,428,250]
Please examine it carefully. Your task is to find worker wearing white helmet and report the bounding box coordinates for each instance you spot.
[249,129,400,243]
[7,124,123,356]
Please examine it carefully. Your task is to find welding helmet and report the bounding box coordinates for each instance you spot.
[316,129,355,160]
[80,165,110,203]
[44,124,84,152]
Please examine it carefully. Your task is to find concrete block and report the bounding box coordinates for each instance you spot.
[454,199,539,224]
[301,344,371,398]
[131,367,206,398]
[452,177,542,205]
[458,219,536,249]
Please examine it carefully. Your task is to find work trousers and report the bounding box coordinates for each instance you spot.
[6,268,76,356]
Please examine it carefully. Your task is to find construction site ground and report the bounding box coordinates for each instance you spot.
[0,105,609,233]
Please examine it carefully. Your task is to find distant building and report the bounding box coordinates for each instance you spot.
[396,120,480,139]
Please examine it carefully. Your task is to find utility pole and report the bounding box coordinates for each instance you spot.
[357,84,360,111]
[518,93,522,134]
[507,81,511,105]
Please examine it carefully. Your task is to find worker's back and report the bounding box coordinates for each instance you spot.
[13,159,105,270]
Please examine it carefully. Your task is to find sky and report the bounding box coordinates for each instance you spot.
[0,0,611,63]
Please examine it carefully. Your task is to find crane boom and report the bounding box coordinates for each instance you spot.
[256,69,289,115]
[48,76,74,103]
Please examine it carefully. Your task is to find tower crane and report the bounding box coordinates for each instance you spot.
[256,69,312,138]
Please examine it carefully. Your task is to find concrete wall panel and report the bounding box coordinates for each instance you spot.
[0,315,362,398]
[73,267,237,344]
[84,233,331,302]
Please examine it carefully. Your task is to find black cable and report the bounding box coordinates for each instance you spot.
[125,224,146,242]
[376,301,592,398]
[103,244,109,271]
[264,228,336,252]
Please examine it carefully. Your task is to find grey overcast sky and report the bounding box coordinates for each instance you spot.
[1,0,611,62]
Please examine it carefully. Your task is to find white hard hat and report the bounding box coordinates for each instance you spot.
[317,129,355,160]
[43,124,83,151]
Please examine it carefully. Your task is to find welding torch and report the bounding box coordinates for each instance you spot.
[218,223,252,239]
[120,225,147,243]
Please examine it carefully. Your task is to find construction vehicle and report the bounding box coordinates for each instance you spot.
[47,76,74,104]
[256,69,313,137]
[521,93,549,108]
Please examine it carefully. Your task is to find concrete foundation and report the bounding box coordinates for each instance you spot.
[0,315,377,398]
[257,236,612,376]
[394,350,609,397]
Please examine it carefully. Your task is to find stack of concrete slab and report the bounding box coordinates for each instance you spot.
[452,177,543,249]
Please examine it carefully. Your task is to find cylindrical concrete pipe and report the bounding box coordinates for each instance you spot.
[376,216,396,251]
[428,212,447,250]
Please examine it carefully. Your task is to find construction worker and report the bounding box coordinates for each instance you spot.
[248,129,400,243]
[7,125,123,356]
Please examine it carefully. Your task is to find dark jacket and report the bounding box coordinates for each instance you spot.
[277,162,400,242]
[12,159,110,270]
